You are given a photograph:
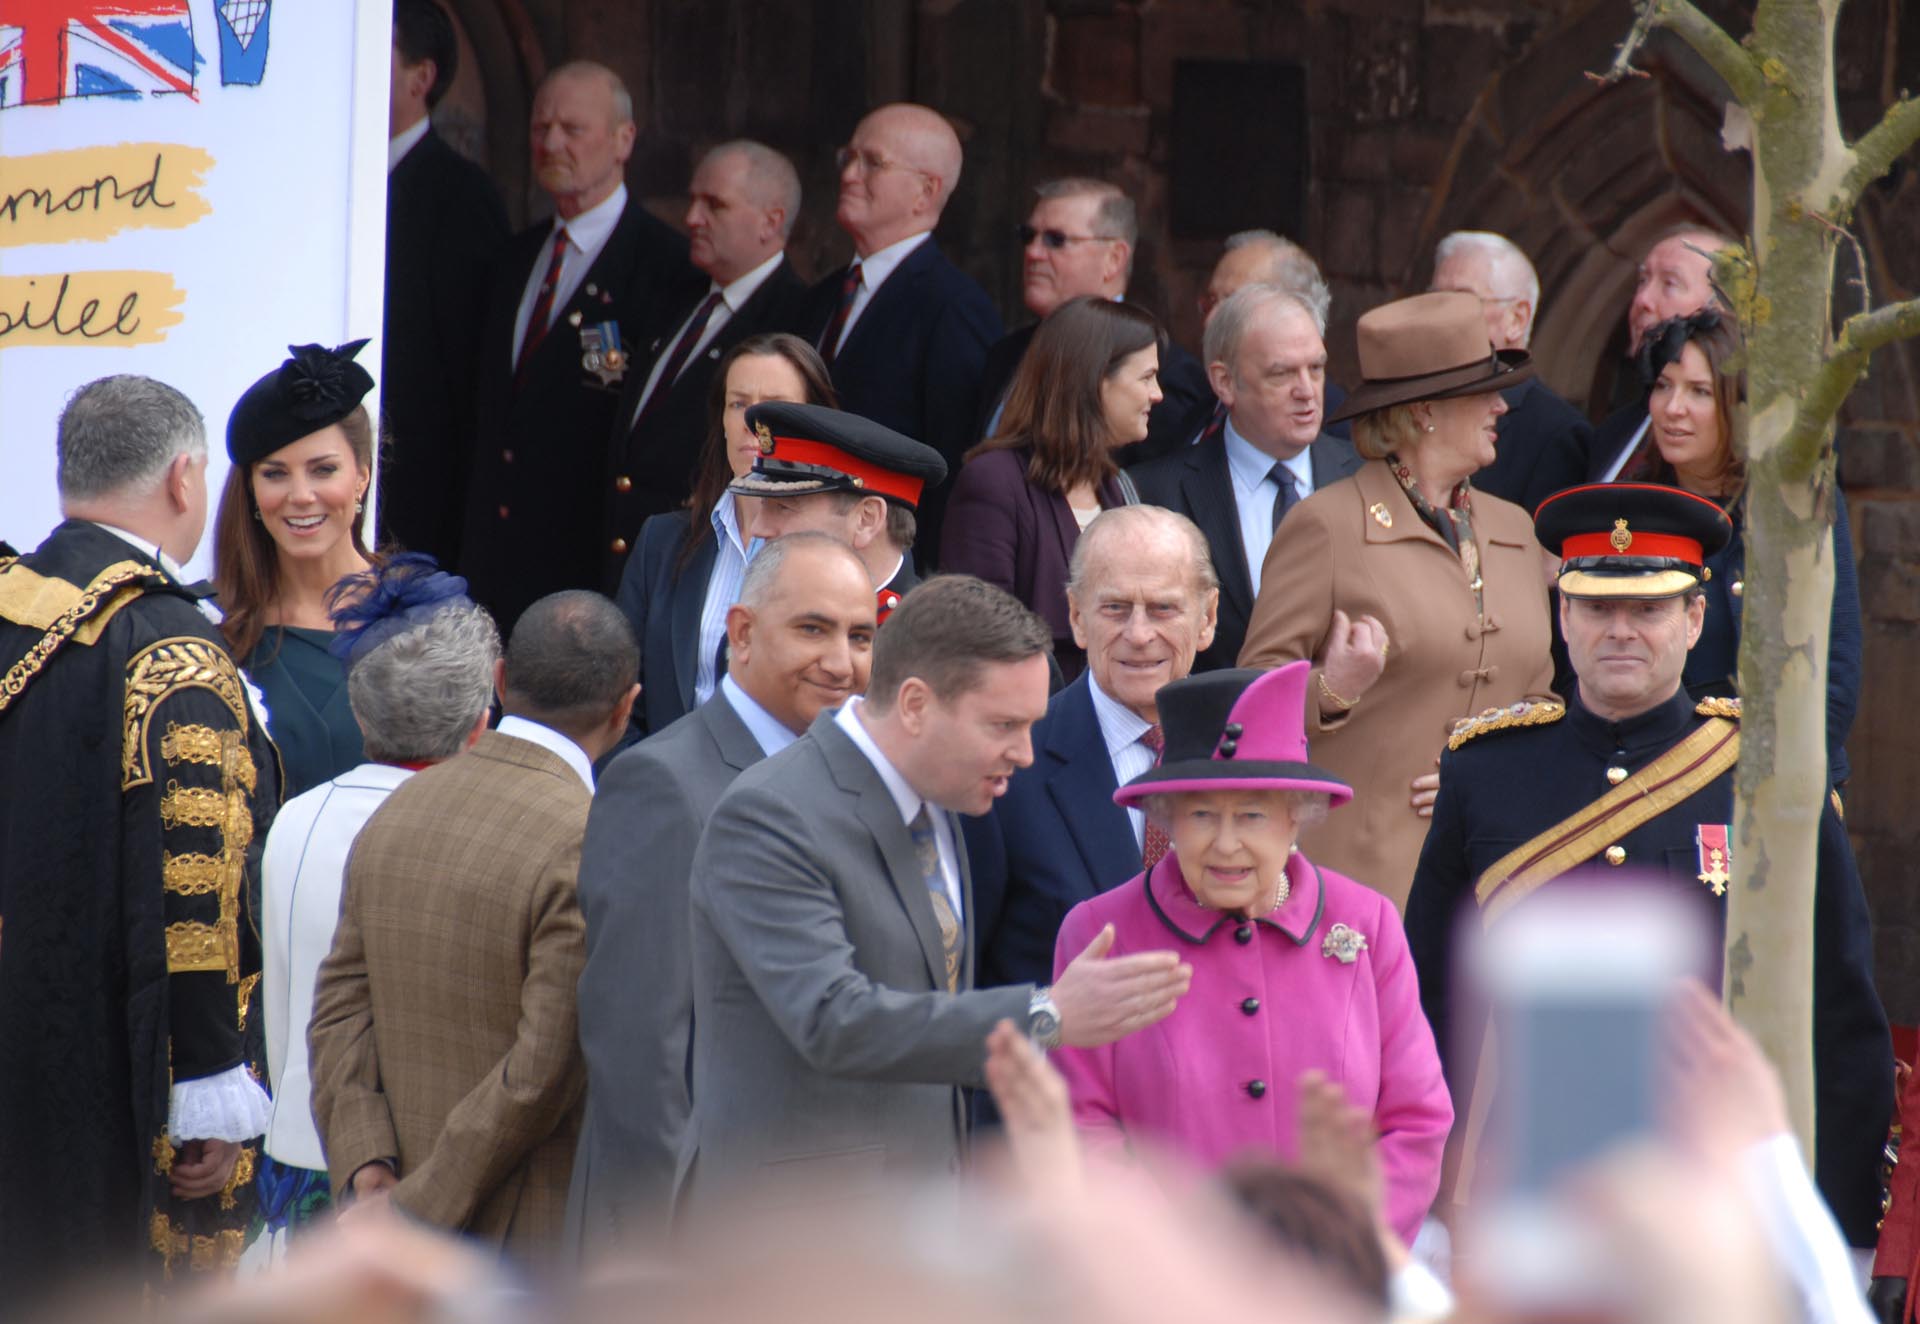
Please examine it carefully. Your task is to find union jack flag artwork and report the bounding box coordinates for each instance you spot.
[0,1,203,110]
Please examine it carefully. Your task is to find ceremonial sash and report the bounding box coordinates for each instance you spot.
[1473,716,1740,926]
[0,560,154,719]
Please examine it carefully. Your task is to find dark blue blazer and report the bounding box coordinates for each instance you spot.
[1473,377,1593,515]
[804,239,1003,564]
[615,510,714,738]
[963,673,1145,990]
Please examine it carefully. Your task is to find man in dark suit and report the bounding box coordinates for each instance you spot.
[678,576,1191,1215]
[460,61,702,633]
[803,103,1003,565]
[1428,230,1591,514]
[964,506,1219,993]
[732,402,948,621]
[601,141,812,589]
[1587,226,1736,481]
[568,533,876,1254]
[380,0,509,567]
[973,179,1211,465]
[1196,230,1349,438]
[1129,285,1361,671]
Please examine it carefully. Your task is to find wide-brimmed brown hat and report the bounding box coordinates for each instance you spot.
[1326,291,1532,424]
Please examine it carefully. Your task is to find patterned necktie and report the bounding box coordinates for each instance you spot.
[1138,724,1172,872]
[515,226,571,379]
[819,261,863,364]
[1269,462,1300,530]
[908,805,961,992]
[634,290,725,430]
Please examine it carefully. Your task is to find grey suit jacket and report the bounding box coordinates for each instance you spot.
[678,710,1032,1213]
[566,691,767,1255]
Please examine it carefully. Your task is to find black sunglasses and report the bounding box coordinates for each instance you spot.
[1016,224,1117,250]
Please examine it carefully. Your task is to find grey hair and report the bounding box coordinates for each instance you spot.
[348,603,501,763]
[56,375,207,501]
[737,530,868,610]
[1435,230,1540,344]
[1139,789,1332,831]
[547,59,632,126]
[1036,177,1138,247]
[1066,505,1217,603]
[1222,230,1331,333]
[1203,284,1323,387]
[707,139,802,239]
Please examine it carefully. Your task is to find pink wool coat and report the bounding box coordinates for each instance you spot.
[1051,852,1452,1244]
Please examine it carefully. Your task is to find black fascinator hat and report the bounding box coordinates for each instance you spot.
[228,339,375,466]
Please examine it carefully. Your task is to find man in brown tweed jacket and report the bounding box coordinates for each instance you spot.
[308,590,638,1272]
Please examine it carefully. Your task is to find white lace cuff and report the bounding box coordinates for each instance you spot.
[169,1064,273,1142]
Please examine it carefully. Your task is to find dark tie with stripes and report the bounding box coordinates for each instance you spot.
[515,227,570,380]
[819,261,863,364]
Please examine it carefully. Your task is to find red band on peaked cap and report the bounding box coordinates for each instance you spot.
[765,436,926,507]
[1559,531,1704,564]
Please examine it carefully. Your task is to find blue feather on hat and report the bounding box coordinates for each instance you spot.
[326,553,475,667]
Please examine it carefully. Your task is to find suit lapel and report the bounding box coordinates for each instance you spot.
[837,239,933,365]
[701,687,769,772]
[527,202,640,379]
[1356,460,1451,552]
[1183,442,1253,619]
[670,534,718,713]
[1044,679,1140,897]
[1309,432,1363,488]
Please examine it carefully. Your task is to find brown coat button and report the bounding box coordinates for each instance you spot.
[497,505,510,520]
[1604,845,1627,866]
[610,538,629,554]
[615,475,633,493]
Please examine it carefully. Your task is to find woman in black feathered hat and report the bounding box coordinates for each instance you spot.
[212,341,381,798]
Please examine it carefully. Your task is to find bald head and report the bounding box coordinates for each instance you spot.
[1627,226,1736,353]
[836,103,964,255]
[1203,231,1331,333]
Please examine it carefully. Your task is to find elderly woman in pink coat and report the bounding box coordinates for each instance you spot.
[1050,661,1452,1244]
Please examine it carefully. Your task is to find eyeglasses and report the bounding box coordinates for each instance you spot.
[834,146,932,181]
[1017,224,1120,250]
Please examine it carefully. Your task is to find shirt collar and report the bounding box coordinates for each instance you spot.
[388,116,430,172]
[554,182,628,255]
[1086,672,1152,760]
[1566,684,1696,756]
[717,250,785,312]
[710,489,758,557]
[834,697,924,827]
[495,715,596,792]
[850,230,931,293]
[720,674,801,757]
[88,521,186,582]
[1143,850,1326,948]
[1222,418,1311,493]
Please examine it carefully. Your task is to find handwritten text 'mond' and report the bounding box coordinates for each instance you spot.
[1,145,214,248]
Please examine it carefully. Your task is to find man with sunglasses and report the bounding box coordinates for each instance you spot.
[974,179,1212,465]
[803,102,1002,570]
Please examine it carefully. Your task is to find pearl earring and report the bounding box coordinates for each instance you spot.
[354,500,364,514]
[252,508,262,521]
[1425,424,1436,433]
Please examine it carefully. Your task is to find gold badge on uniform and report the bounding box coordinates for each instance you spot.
[1322,923,1368,964]
[1696,824,1731,896]
[1368,502,1393,529]
[1610,518,1633,552]
[755,421,775,454]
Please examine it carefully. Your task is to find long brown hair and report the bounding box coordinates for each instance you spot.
[213,405,377,661]
[676,333,838,574]
[1625,314,1745,496]
[966,296,1165,495]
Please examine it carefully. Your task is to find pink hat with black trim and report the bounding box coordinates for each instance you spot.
[1112,662,1352,808]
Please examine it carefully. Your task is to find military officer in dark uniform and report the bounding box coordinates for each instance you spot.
[728,401,946,623]
[1404,482,1891,1249]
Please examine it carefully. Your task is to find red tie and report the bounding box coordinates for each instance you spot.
[515,227,571,379]
[633,290,726,431]
[1139,724,1172,872]
[819,261,862,364]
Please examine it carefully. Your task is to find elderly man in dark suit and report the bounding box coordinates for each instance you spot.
[569,534,876,1254]
[601,141,812,590]
[804,103,1003,565]
[1429,230,1590,513]
[1195,230,1350,439]
[460,61,702,633]
[974,179,1211,464]
[309,592,638,1274]
[678,576,1192,1216]
[381,0,508,566]
[964,506,1219,996]
[1129,285,1361,672]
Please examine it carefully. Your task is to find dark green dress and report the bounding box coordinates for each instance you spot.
[244,626,364,801]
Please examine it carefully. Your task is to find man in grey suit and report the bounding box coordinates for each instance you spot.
[568,534,878,1254]
[679,576,1192,1216]
[1129,284,1362,671]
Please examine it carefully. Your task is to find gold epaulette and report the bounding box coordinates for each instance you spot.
[1448,699,1567,751]
[1695,696,1741,720]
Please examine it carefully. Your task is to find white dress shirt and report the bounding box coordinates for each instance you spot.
[719,674,800,758]
[261,762,416,1168]
[1086,674,1154,850]
[1222,419,1315,597]
[629,251,788,423]
[832,230,932,356]
[496,714,596,792]
[510,182,629,367]
[387,116,430,173]
[694,491,758,707]
[835,698,961,921]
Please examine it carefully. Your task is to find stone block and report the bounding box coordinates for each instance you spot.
[1837,427,1920,491]
[1140,1,1253,106]
[1044,104,1152,158]
[1320,187,1380,280]
[1376,185,1429,283]
[1051,10,1143,108]
[1390,123,1458,187]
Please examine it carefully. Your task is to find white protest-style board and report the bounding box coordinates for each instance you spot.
[0,0,392,578]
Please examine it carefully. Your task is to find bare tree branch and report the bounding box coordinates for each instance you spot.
[1599,0,1662,83]
[1787,297,1920,450]
[1649,0,1765,104]
[1834,95,1920,218]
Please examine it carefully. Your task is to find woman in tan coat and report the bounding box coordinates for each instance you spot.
[1239,291,1557,909]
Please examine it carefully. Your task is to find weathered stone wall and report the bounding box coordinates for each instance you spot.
[440,0,1920,1018]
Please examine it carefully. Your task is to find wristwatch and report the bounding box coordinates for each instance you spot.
[1027,986,1063,1050]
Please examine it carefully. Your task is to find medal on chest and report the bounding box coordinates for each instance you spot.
[1696,824,1731,896]
[579,318,626,387]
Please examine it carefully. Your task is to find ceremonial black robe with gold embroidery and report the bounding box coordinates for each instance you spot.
[0,521,280,1303]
